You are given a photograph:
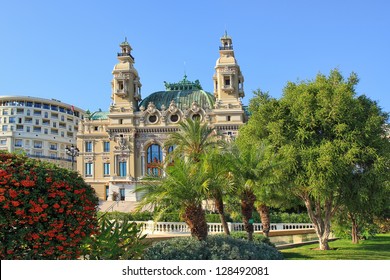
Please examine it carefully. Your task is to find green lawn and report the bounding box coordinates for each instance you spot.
[280,233,390,260]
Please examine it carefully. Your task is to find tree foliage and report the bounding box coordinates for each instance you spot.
[237,69,390,249]
[135,159,209,240]
[0,151,99,259]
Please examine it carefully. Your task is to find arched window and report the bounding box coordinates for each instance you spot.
[167,145,175,166]
[147,144,163,176]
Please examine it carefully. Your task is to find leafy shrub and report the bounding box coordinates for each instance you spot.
[143,236,283,260]
[228,231,274,247]
[0,152,98,259]
[332,213,380,240]
[206,213,233,223]
[81,215,147,260]
[269,212,311,223]
[143,237,208,260]
[207,235,282,260]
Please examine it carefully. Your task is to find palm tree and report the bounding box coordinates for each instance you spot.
[227,143,276,241]
[135,159,209,241]
[164,118,222,162]
[201,149,235,235]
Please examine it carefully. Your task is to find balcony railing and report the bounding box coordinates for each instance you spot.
[134,221,314,235]
[27,154,72,162]
[117,52,135,61]
[219,45,233,50]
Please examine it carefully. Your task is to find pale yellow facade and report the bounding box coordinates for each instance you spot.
[77,34,247,201]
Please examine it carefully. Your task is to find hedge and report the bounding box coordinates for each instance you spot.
[0,152,99,259]
[143,235,283,260]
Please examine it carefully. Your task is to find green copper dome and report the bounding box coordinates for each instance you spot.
[139,76,215,111]
[89,110,109,120]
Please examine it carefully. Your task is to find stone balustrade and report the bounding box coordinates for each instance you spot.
[135,221,314,235]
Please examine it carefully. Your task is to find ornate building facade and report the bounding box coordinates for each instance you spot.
[77,33,247,201]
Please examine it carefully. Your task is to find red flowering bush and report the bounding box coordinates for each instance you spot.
[0,151,98,259]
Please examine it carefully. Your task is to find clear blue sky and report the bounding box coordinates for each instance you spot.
[1,0,389,114]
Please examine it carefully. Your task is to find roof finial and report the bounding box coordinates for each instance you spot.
[184,61,187,78]
[125,36,127,42]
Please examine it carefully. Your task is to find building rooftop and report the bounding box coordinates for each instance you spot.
[139,76,214,111]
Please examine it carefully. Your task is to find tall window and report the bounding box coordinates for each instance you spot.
[85,141,92,152]
[103,141,110,152]
[14,139,23,147]
[119,162,127,177]
[103,163,110,176]
[119,188,125,201]
[167,146,175,166]
[147,144,163,176]
[85,163,93,177]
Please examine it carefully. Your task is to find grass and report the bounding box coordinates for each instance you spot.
[280,233,390,260]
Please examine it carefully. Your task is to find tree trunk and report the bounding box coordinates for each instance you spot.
[182,203,208,241]
[257,203,270,237]
[350,213,359,244]
[303,196,333,250]
[241,190,256,241]
[214,196,230,235]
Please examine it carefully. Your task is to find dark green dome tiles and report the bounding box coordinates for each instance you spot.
[139,76,215,111]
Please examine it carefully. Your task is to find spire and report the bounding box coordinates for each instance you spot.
[220,31,233,50]
[118,37,134,61]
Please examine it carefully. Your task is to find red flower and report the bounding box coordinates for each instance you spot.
[9,189,18,198]
[15,209,25,215]
[46,177,52,183]
[53,203,60,209]
[0,196,5,203]
[31,233,39,240]
[11,201,20,207]
[20,179,35,187]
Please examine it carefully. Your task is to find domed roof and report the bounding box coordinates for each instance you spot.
[139,76,215,111]
[88,110,108,120]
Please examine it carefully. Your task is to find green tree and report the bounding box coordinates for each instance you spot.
[226,143,276,241]
[135,159,209,241]
[335,96,390,243]
[202,149,235,235]
[164,118,221,162]
[238,69,390,250]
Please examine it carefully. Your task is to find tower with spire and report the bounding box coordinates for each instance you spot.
[213,32,245,124]
[110,38,142,112]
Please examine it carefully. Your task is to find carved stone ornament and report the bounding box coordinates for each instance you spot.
[147,102,157,114]
[118,155,127,162]
[168,100,178,113]
[191,101,200,113]
[85,156,94,163]
[102,156,110,162]
[221,66,236,74]
[115,135,128,151]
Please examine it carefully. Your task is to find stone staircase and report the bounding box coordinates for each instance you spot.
[98,200,139,212]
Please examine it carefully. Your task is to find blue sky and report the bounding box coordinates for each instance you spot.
[0,0,389,114]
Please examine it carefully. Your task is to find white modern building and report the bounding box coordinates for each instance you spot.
[0,96,85,169]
